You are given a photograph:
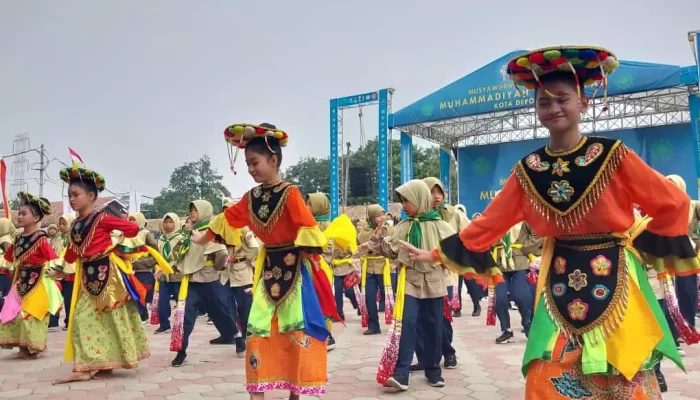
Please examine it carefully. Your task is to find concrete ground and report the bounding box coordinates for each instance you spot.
[0,302,698,400]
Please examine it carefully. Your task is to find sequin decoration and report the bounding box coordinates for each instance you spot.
[261,191,271,202]
[568,269,588,291]
[591,284,610,300]
[257,204,270,219]
[554,256,567,275]
[249,353,260,370]
[283,271,292,281]
[263,270,273,280]
[547,181,575,203]
[552,283,567,297]
[567,299,589,321]
[551,158,571,177]
[252,186,262,198]
[526,153,550,172]
[270,283,281,298]
[575,143,604,167]
[272,267,282,279]
[590,255,612,276]
[283,253,297,266]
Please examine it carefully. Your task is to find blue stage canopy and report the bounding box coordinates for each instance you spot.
[392,50,693,128]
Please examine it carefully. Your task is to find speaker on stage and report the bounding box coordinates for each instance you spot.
[349,166,375,197]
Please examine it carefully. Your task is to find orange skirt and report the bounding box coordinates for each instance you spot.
[525,335,662,399]
[245,315,327,395]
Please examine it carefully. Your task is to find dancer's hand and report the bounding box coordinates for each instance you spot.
[154,270,163,281]
[191,230,208,245]
[399,241,434,262]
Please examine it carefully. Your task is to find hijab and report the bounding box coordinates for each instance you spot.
[366,205,385,229]
[159,212,183,263]
[178,200,226,275]
[390,180,455,273]
[0,218,15,249]
[307,193,331,225]
[59,214,76,247]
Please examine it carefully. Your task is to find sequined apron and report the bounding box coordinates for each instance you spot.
[543,234,628,344]
[262,243,300,306]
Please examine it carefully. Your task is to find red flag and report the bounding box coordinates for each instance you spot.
[68,147,85,167]
[0,159,10,219]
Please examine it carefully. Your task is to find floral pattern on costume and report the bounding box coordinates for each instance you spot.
[568,269,588,291]
[590,255,612,276]
[550,372,593,399]
[554,256,567,275]
[567,299,588,321]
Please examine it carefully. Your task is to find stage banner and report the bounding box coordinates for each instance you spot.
[457,124,696,216]
[329,98,339,219]
[690,95,700,192]
[378,89,389,211]
[440,147,451,202]
[400,131,413,220]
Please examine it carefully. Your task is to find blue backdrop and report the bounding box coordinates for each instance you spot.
[457,124,696,216]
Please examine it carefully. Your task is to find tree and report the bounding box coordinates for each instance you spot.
[282,139,458,206]
[150,155,229,218]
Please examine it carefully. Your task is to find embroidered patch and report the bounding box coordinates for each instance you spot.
[261,191,271,202]
[526,153,550,172]
[290,333,311,348]
[552,283,567,297]
[553,256,567,275]
[249,353,260,370]
[568,269,588,291]
[547,180,575,203]
[272,267,282,279]
[270,283,281,298]
[575,143,604,167]
[590,255,612,276]
[567,299,588,321]
[257,204,270,219]
[252,187,262,198]
[263,271,273,280]
[591,284,610,300]
[283,253,297,266]
[551,158,570,177]
[283,271,292,281]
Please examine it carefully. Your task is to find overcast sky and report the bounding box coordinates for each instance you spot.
[1,0,699,203]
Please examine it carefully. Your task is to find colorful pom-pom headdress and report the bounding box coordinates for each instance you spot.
[506,46,619,110]
[223,123,289,175]
[59,166,107,193]
[17,191,52,217]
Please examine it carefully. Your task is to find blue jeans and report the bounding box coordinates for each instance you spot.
[333,275,358,319]
[158,280,181,330]
[675,274,698,329]
[495,270,534,332]
[415,286,456,363]
[181,281,237,352]
[364,273,383,332]
[394,295,443,380]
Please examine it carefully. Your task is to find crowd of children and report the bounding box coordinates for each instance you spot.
[2,44,700,399]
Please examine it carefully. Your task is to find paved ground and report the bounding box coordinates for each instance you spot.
[1,301,699,400]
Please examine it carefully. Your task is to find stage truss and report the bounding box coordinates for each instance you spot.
[395,85,697,147]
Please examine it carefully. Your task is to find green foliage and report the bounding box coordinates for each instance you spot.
[282,138,458,205]
[149,155,229,218]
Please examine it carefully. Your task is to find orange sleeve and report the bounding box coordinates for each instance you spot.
[223,195,250,229]
[287,186,317,229]
[619,150,690,237]
[63,246,77,264]
[40,239,58,261]
[458,174,526,252]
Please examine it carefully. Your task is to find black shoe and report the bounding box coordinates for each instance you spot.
[453,309,461,318]
[209,336,235,345]
[495,331,514,344]
[327,334,336,351]
[235,337,246,355]
[385,374,409,391]
[444,355,458,369]
[427,377,445,388]
[655,369,668,392]
[357,310,361,316]
[154,327,171,335]
[409,363,424,372]
[363,329,381,335]
[171,351,187,367]
[339,314,345,322]
[472,305,481,317]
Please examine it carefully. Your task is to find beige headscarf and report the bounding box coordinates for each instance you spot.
[307,193,331,230]
[666,174,695,228]
[0,218,15,248]
[59,214,76,230]
[390,180,455,273]
[179,200,226,275]
[358,205,387,243]
[159,212,183,263]
[423,176,468,231]
[128,212,149,242]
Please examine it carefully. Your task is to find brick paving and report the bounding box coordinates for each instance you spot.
[1,302,699,399]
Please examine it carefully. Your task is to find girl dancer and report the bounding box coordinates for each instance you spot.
[198,122,341,398]
[0,193,61,358]
[402,46,698,398]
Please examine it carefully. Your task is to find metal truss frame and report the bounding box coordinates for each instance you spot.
[396,86,696,147]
